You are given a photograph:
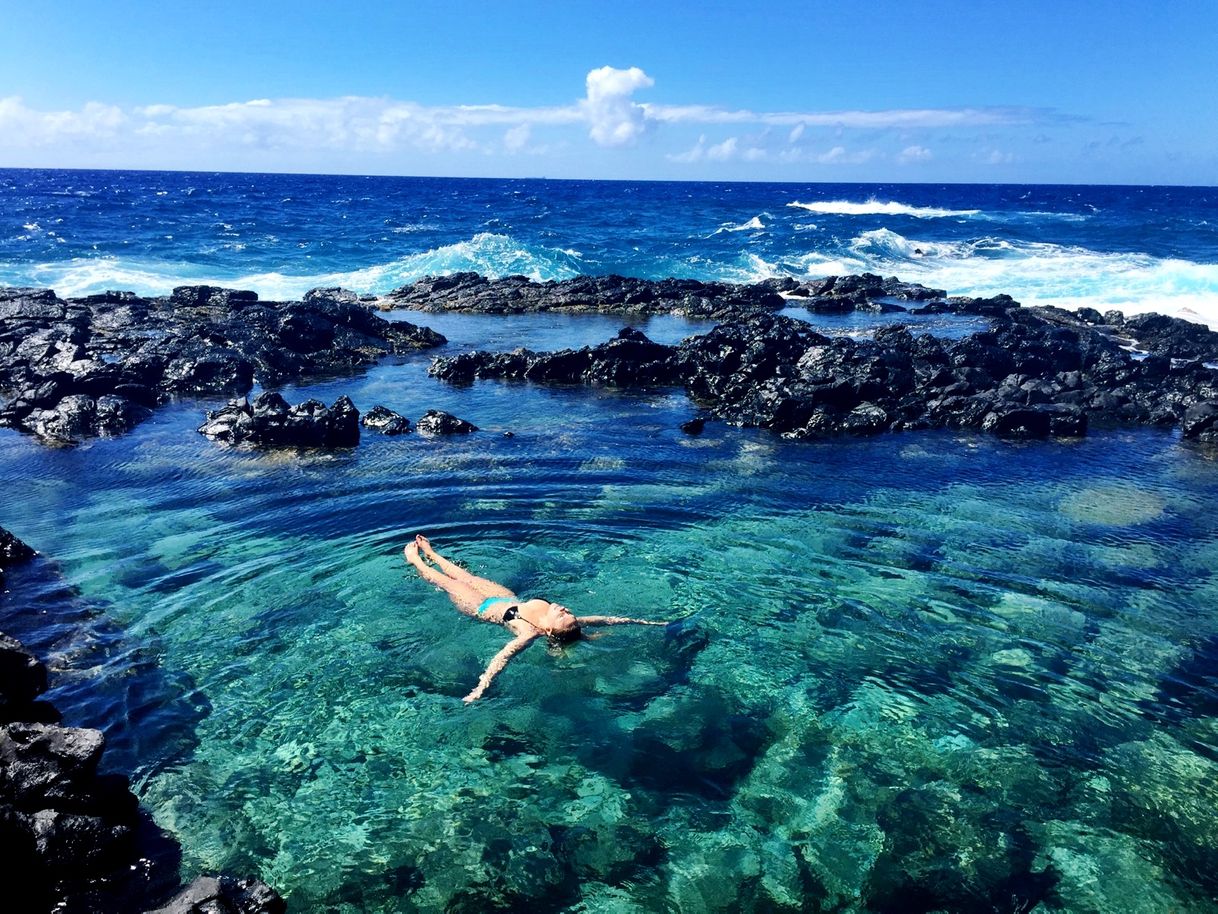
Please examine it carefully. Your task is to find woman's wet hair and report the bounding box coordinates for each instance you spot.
[547,621,583,644]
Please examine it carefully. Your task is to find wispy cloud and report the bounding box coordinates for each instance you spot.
[898,145,933,163]
[644,104,1043,129]
[0,66,1071,170]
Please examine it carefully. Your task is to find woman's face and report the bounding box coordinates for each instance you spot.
[541,603,578,635]
[522,599,577,635]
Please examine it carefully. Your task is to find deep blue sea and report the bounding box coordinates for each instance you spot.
[2,170,1218,913]
[2,169,1217,324]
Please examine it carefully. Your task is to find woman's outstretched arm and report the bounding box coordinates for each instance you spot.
[576,615,668,627]
[465,634,538,703]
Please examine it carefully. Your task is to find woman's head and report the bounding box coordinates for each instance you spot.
[521,599,582,642]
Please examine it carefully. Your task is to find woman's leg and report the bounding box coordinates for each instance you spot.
[416,535,516,600]
[404,542,485,617]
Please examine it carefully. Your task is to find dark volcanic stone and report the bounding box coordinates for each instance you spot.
[0,633,47,712]
[19,394,151,445]
[1122,313,1218,361]
[1182,401,1218,442]
[146,874,286,914]
[429,300,1211,444]
[981,406,1087,439]
[198,393,360,448]
[0,722,107,810]
[379,272,784,319]
[795,273,942,312]
[0,285,445,444]
[912,294,1020,317]
[0,618,279,912]
[680,417,706,435]
[0,528,36,567]
[416,409,478,435]
[170,286,259,309]
[361,405,412,435]
[302,286,363,306]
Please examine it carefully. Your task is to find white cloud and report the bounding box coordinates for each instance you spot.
[667,135,707,163]
[504,123,531,153]
[644,103,1040,129]
[706,136,739,161]
[0,96,126,144]
[581,65,654,146]
[898,144,933,163]
[0,73,1060,172]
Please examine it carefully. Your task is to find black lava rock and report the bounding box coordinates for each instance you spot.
[430,302,1216,444]
[378,272,785,320]
[146,874,286,914]
[0,528,35,568]
[0,633,47,721]
[361,405,413,435]
[198,392,360,448]
[1182,400,1218,442]
[415,409,478,435]
[0,285,445,445]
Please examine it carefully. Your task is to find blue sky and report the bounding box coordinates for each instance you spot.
[1,0,1214,184]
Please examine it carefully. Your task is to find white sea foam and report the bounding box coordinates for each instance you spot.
[781,227,1218,328]
[713,216,765,234]
[1,232,585,300]
[787,199,981,218]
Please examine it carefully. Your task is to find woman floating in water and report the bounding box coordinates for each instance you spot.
[404,535,665,702]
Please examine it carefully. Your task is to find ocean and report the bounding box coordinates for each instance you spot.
[3,169,1217,325]
[2,169,1218,913]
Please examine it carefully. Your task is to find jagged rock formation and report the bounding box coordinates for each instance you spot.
[198,392,360,448]
[0,285,445,445]
[0,527,284,913]
[376,271,786,319]
[430,305,1218,442]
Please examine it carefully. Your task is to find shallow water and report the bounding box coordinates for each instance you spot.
[2,310,1218,912]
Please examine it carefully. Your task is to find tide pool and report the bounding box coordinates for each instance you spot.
[2,310,1217,912]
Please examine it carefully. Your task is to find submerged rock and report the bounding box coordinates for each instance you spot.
[198,392,360,448]
[146,874,286,914]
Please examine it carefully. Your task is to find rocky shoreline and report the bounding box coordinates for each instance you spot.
[0,284,444,445]
[0,526,285,913]
[415,276,1218,443]
[3,274,1218,448]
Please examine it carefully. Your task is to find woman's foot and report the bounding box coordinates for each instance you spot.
[403,542,423,567]
[416,534,439,562]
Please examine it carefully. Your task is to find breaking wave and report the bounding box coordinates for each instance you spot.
[779,228,1218,328]
[1,233,585,300]
[713,216,766,234]
[787,199,981,218]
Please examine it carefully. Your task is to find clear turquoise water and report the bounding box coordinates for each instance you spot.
[2,310,1218,912]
